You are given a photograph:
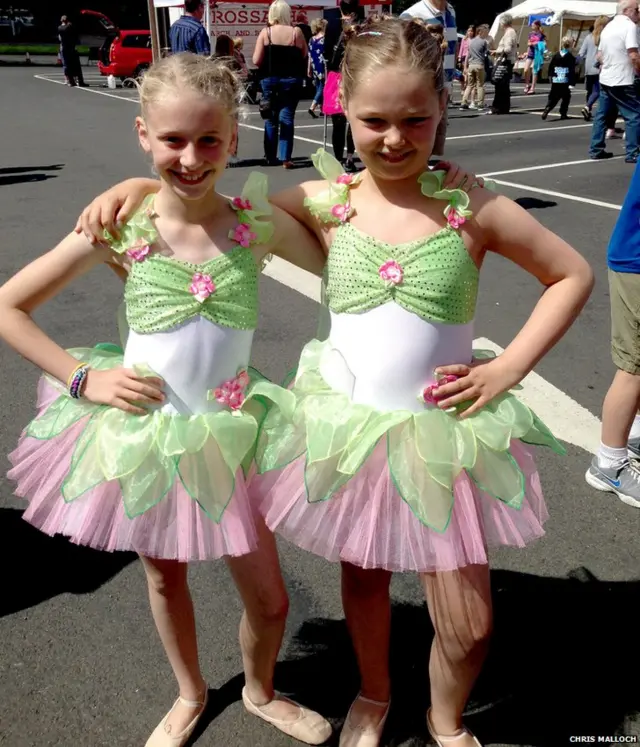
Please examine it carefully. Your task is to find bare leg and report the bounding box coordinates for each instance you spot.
[340,562,392,730]
[140,556,207,735]
[601,369,640,447]
[225,517,296,720]
[227,519,332,744]
[421,564,492,747]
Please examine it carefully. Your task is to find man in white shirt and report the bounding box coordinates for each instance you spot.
[589,0,640,163]
[400,0,457,158]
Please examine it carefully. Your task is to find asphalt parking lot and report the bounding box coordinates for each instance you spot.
[1,66,640,746]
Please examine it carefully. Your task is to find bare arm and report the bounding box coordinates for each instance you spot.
[0,233,164,413]
[269,204,326,276]
[629,47,640,74]
[434,191,593,415]
[478,193,593,377]
[270,183,325,238]
[0,233,112,384]
[75,177,161,243]
[253,28,266,67]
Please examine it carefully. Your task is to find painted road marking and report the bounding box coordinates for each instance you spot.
[489,179,622,211]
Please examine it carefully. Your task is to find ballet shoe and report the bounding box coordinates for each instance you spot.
[145,688,208,747]
[242,686,332,744]
[339,694,390,747]
[426,707,482,746]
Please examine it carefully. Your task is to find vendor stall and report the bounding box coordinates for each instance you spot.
[490,0,616,77]
[154,0,385,62]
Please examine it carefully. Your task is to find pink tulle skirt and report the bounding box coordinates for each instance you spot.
[250,440,548,573]
[7,380,258,562]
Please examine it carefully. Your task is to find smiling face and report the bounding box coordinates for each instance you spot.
[136,91,237,201]
[345,66,445,182]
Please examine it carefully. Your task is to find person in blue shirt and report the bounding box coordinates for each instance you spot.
[586,162,640,507]
[169,0,211,56]
[541,37,576,120]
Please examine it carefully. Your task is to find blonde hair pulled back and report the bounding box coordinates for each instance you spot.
[137,52,244,120]
[341,15,445,105]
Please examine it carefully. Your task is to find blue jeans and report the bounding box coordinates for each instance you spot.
[590,84,640,160]
[261,76,301,163]
[312,75,324,106]
[586,78,600,109]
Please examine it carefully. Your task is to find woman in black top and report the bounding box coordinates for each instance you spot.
[253,0,308,168]
[323,0,362,172]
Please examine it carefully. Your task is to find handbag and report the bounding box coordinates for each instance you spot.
[259,27,277,120]
[321,32,345,116]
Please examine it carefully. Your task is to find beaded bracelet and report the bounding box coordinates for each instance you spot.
[68,363,89,399]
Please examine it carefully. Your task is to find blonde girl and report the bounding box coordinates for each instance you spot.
[0,53,334,747]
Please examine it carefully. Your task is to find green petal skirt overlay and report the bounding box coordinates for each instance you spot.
[248,339,565,572]
[8,344,282,562]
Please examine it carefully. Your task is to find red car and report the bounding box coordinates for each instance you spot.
[80,10,152,81]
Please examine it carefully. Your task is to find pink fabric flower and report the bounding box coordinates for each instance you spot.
[189,272,216,303]
[336,173,353,185]
[232,222,258,248]
[236,369,250,388]
[126,243,151,262]
[331,203,352,222]
[447,210,466,230]
[232,197,253,211]
[378,259,404,286]
[419,375,458,405]
[212,368,250,411]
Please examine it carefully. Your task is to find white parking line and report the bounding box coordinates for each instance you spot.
[482,156,623,177]
[474,337,601,455]
[239,121,325,146]
[488,179,622,211]
[448,123,592,140]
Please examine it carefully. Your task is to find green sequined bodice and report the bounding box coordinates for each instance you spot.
[125,249,259,334]
[326,223,479,325]
[303,149,485,326]
[104,174,274,335]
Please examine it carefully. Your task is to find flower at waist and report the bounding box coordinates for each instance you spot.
[378,259,404,286]
[419,374,458,405]
[210,367,249,412]
[189,272,216,303]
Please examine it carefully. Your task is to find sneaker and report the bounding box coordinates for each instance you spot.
[625,156,638,164]
[460,104,469,110]
[628,438,640,461]
[541,108,549,120]
[469,103,478,110]
[590,151,614,160]
[581,106,591,121]
[585,458,640,508]
[606,129,622,139]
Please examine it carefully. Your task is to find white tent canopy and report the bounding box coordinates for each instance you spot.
[489,1,617,40]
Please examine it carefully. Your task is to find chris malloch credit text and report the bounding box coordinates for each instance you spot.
[569,738,638,744]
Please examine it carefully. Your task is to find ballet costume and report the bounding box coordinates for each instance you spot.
[8,174,281,562]
[250,150,565,574]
